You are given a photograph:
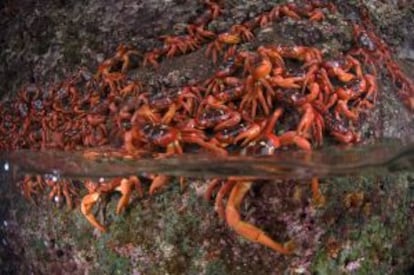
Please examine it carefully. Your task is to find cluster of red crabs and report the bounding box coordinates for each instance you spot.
[0,0,412,255]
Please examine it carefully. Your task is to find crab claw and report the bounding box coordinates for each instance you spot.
[279,131,312,151]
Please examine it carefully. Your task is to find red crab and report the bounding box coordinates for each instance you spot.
[195,95,242,131]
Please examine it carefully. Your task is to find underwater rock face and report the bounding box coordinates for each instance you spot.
[0,0,413,274]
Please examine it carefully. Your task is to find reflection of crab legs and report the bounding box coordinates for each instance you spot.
[81,176,141,232]
[311,177,325,207]
[204,179,236,220]
[226,180,295,254]
[47,179,77,209]
[81,192,107,232]
[148,175,171,195]
[20,175,45,203]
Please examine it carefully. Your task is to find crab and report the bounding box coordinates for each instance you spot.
[241,108,312,152]
[351,24,414,111]
[211,109,272,147]
[214,83,245,103]
[205,22,255,64]
[97,44,140,76]
[45,177,78,209]
[145,86,201,115]
[204,58,242,95]
[206,32,241,63]
[81,176,142,232]
[240,51,303,118]
[138,118,227,157]
[230,24,255,42]
[294,82,321,106]
[195,95,242,131]
[255,2,327,27]
[213,117,267,147]
[160,35,200,58]
[322,55,363,83]
[19,174,45,203]
[323,110,360,144]
[185,0,221,40]
[294,102,325,145]
[117,80,143,98]
[239,55,276,117]
[356,74,378,109]
[131,86,201,132]
[134,120,227,195]
[143,48,165,68]
[283,2,329,21]
[275,45,322,64]
[333,74,377,121]
[351,24,385,64]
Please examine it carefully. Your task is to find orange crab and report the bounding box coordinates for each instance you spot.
[240,55,275,117]
[206,32,242,63]
[45,177,78,209]
[81,176,142,232]
[19,175,45,203]
[160,35,200,58]
[240,49,303,118]
[195,95,242,131]
[143,48,165,68]
[97,44,140,76]
[204,58,241,95]
[322,55,363,83]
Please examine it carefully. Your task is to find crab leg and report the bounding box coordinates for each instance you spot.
[225,181,294,254]
[81,192,106,232]
[149,175,171,195]
[115,178,135,214]
[214,180,236,219]
[311,177,325,207]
